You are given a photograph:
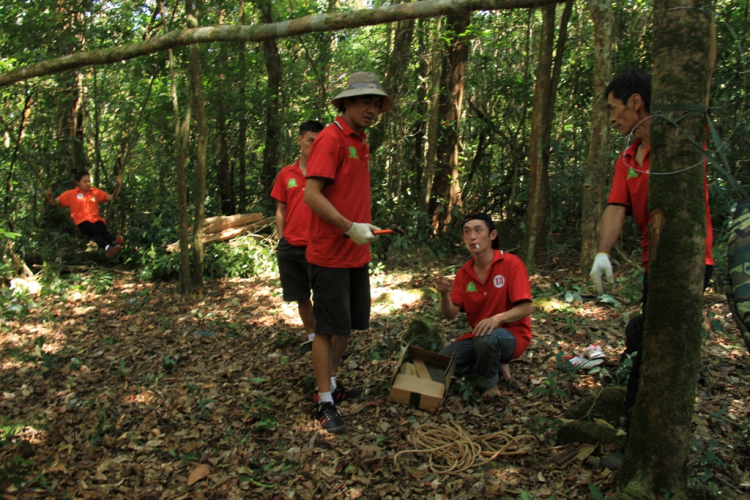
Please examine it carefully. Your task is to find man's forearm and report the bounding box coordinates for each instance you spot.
[441,293,459,320]
[597,205,626,254]
[275,204,286,237]
[304,179,350,231]
[494,302,534,324]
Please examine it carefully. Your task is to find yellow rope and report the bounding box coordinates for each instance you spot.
[393,422,537,475]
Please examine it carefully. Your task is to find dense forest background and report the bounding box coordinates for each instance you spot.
[0,0,748,278]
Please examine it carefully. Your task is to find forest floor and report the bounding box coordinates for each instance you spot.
[1,255,749,500]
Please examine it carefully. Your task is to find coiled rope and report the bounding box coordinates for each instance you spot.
[393,422,537,475]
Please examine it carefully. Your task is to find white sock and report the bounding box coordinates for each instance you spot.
[105,245,110,251]
[308,333,315,341]
[330,376,337,391]
[318,391,334,404]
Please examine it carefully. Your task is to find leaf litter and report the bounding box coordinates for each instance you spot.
[0,258,748,499]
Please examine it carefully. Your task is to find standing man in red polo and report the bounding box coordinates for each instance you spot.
[270,120,325,353]
[438,213,534,399]
[303,72,393,434]
[589,70,713,433]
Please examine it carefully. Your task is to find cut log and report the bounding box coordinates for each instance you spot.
[167,216,274,252]
[202,213,263,234]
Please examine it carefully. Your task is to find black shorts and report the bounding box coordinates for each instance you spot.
[310,264,370,336]
[276,237,311,301]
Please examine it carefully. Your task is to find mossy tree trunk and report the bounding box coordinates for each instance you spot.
[580,0,613,274]
[187,0,207,289]
[618,0,712,497]
[429,11,471,230]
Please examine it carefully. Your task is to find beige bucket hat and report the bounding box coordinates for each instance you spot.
[331,72,394,114]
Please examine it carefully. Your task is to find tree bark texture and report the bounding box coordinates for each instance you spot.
[254,0,283,211]
[187,0,207,289]
[0,0,569,87]
[580,0,613,273]
[429,11,471,230]
[618,0,711,496]
[237,0,248,213]
[168,48,193,296]
[522,3,555,266]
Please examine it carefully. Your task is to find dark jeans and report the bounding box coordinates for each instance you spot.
[77,220,115,250]
[439,328,516,389]
[623,265,713,432]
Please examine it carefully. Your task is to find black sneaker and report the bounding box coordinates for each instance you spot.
[312,383,363,403]
[296,340,313,355]
[317,402,346,434]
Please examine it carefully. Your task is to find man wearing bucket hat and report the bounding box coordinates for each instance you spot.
[303,72,392,434]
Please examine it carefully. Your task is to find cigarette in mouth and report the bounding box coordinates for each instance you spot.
[474,244,480,249]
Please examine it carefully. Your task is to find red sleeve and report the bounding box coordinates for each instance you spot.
[270,169,288,204]
[57,189,75,207]
[306,133,342,182]
[91,187,108,203]
[450,267,467,310]
[607,157,631,209]
[506,256,533,305]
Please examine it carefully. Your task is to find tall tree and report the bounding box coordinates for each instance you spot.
[429,11,471,230]
[618,0,712,496]
[169,46,193,296]
[580,0,613,273]
[522,4,555,265]
[522,1,571,266]
[187,0,208,288]
[237,0,248,212]
[254,0,282,212]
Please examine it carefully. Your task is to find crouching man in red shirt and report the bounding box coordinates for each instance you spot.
[438,213,534,399]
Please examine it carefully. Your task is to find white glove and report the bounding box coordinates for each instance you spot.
[345,222,380,245]
[590,252,614,295]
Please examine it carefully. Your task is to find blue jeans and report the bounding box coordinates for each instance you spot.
[439,328,516,389]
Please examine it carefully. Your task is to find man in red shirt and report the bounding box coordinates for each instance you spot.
[303,72,393,434]
[589,70,714,432]
[270,121,324,353]
[45,170,124,258]
[438,213,534,399]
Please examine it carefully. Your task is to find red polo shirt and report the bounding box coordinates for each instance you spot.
[608,138,713,267]
[450,250,533,360]
[270,160,310,247]
[305,116,372,268]
[58,187,108,225]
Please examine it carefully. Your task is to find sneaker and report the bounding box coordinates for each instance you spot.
[317,402,346,434]
[296,340,313,355]
[114,235,125,246]
[312,383,363,403]
[106,244,122,258]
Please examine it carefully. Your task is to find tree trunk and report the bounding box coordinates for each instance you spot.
[169,48,193,296]
[522,3,555,266]
[254,0,283,212]
[215,45,235,215]
[3,88,33,223]
[0,0,570,87]
[412,18,429,206]
[429,11,471,230]
[421,17,442,220]
[580,0,613,274]
[237,0,248,213]
[187,0,207,289]
[618,0,712,497]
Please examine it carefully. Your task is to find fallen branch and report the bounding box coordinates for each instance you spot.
[167,216,274,252]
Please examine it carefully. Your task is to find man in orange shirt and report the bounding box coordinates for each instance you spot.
[46,169,124,258]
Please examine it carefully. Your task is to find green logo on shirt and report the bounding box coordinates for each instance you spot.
[627,167,639,179]
[465,282,477,292]
[92,197,97,202]
[287,178,298,189]
[349,146,358,159]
